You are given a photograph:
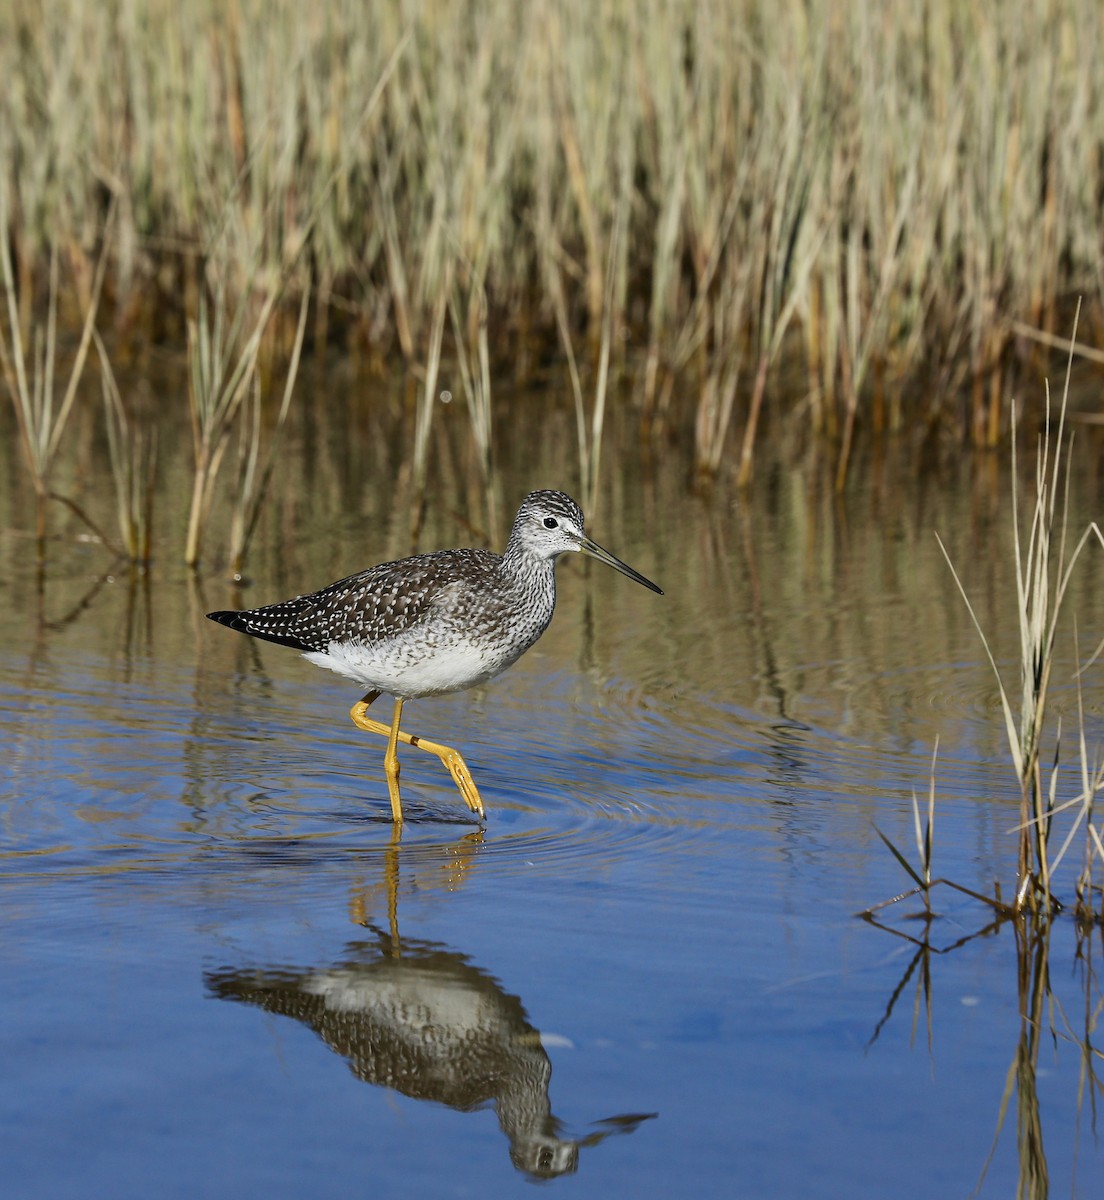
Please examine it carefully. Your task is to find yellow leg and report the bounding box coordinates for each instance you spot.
[349,691,486,821]
[382,697,405,822]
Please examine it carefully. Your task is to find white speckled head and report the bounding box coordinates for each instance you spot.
[508,491,588,559]
[507,490,663,593]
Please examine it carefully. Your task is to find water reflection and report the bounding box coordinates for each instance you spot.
[862,885,1104,1200]
[205,837,655,1179]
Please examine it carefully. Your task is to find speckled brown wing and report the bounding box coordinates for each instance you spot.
[207,548,501,652]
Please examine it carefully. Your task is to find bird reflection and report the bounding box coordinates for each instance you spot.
[205,837,654,1178]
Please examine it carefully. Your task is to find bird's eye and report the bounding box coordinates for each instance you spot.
[543,517,558,529]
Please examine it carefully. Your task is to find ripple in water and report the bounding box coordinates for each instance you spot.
[1,646,1027,887]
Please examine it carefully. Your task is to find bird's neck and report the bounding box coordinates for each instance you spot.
[501,541,557,603]
[502,537,550,576]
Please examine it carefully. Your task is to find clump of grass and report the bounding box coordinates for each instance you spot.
[412,283,449,494]
[0,187,112,552]
[227,284,310,575]
[448,269,494,482]
[547,202,623,511]
[937,343,1104,914]
[96,331,157,566]
[185,277,283,568]
[5,1,1104,483]
[871,741,939,921]
[869,313,1104,924]
[862,739,1018,932]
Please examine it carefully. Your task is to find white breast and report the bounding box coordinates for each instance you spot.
[303,627,521,699]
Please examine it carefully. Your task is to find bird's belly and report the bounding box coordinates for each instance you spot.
[302,629,526,699]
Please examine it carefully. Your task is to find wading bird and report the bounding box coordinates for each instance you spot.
[207,490,662,822]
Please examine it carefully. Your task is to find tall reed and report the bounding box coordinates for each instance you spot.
[96,331,157,565]
[0,186,112,551]
[938,322,1104,913]
[227,285,310,574]
[185,280,282,568]
[3,1,1104,479]
[448,270,494,481]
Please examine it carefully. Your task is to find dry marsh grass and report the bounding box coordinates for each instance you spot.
[866,321,1104,931]
[2,0,1104,490]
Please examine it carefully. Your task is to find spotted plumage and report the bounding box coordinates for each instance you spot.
[208,547,548,696]
[206,490,662,822]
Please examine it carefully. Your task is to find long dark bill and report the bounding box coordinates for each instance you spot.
[575,535,663,595]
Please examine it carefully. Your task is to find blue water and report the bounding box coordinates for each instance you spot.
[3,446,1104,1198]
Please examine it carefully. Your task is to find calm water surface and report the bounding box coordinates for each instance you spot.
[3,384,1104,1198]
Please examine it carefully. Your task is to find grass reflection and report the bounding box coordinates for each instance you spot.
[862,905,1104,1200]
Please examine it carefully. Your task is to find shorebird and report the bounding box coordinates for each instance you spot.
[207,490,662,822]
